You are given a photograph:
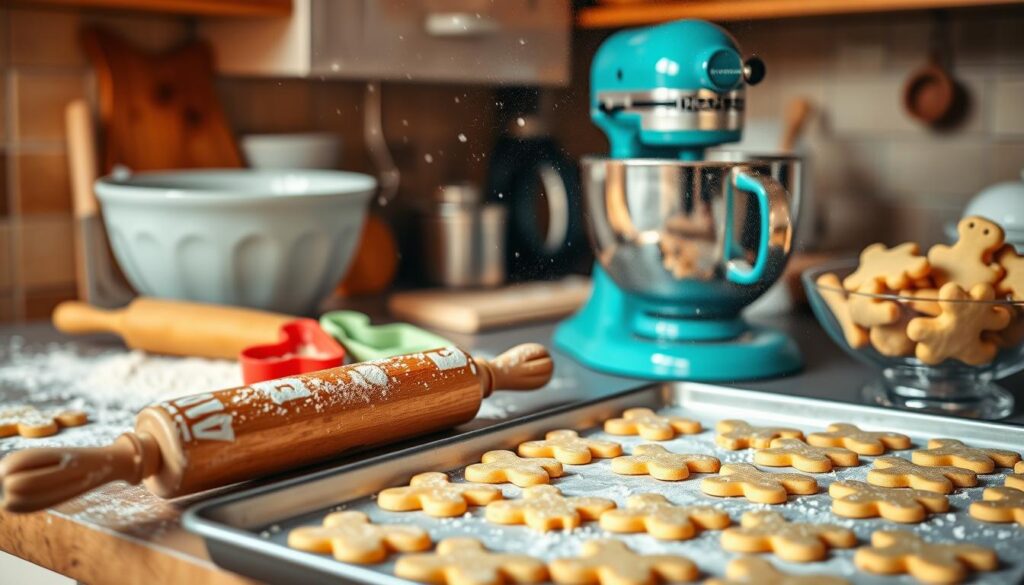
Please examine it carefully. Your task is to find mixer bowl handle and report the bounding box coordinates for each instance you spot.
[725,170,792,286]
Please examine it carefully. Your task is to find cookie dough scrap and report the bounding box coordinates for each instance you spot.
[395,538,547,585]
[720,510,856,563]
[377,472,502,517]
[754,437,859,473]
[517,429,622,465]
[816,273,868,349]
[911,438,1021,474]
[610,444,720,481]
[0,406,88,439]
[548,539,698,585]
[287,511,430,564]
[705,556,850,585]
[829,480,948,523]
[844,242,931,291]
[906,283,1011,365]
[854,530,997,585]
[715,419,803,450]
[484,485,614,532]
[806,422,910,455]
[598,493,729,540]
[867,456,977,494]
[465,450,563,487]
[928,215,1005,288]
[700,463,818,504]
[969,487,1024,525]
[603,407,701,440]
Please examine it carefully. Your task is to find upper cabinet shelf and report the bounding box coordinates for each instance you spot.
[577,0,1024,28]
[13,0,291,17]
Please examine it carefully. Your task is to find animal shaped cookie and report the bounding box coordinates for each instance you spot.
[465,451,563,487]
[705,557,850,585]
[0,406,88,438]
[517,429,622,465]
[816,273,868,349]
[484,485,614,532]
[969,487,1024,525]
[603,407,701,440]
[287,511,430,564]
[997,245,1024,301]
[911,438,1020,474]
[1008,461,1024,491]
[902,287,942,316]
[829,480,948,523]
[700,463,818,504]
[376,472,502,517]
[844,242,931,291]
[719,510,857,562]
[928,216,1005,288]
[867,456,977,494]
[548,539,698,585]
[598,493,730,540]
[754,438,859,473]
[806,423,910,455]
[715,419,803,450]
[854,530,997,584]
[610,444,720,481]
[870,310,917,357]
[907,283,1011,365]
[848,281,900,328]
[394,538,548,585]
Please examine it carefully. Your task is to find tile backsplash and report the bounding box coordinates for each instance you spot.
[0,5,1022,323]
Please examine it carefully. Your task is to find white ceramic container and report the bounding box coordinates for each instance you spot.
[241,133,342,170]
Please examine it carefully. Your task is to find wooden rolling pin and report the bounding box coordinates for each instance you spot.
[53,298,293,359]
[0,344,552,513]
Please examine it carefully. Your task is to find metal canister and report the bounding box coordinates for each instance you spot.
[421,183,507,288]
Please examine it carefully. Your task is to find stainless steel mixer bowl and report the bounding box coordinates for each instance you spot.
[582,154,802,315]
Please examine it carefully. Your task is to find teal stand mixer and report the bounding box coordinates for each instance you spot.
[554,19,804,381]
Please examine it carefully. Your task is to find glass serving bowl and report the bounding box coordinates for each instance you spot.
[803,260,1024,420]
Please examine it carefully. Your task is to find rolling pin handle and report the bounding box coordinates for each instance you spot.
[52,300,126,337]
[475,343,553,397]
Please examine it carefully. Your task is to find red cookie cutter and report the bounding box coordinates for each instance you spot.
[239,319,346,384]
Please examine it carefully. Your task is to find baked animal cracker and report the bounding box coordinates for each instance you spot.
[0,406,88,439]
[465,450,563,487]
[806,423,910,455]
[394,538,547,585]
[715,419,803,450]
[287,511,430,564]
[870,308,917,357]
[848,280,900,327]
[548,539,698,585]
[829,480,947,523]
[517,429,621,465]
[854,530,997,584]
[598,493,730,540]
[969,487,1024,525]
[603,407,701,440]
[1008,461,1024,491]
[754,437,859,473]
[928,216,1005,288]
[705,557,850,585]
[611,444,720,481]
[997,245,1024,301]
[377,472,502,517]
[911,438,1020,474]
[816,273,868,348]
[844,242,930,291]
[907,283,1011,365]
[901,287,941,316]
[484,485,614,532]
[720,510,856,563]
[700,463,818,504]
[867,456,977,494]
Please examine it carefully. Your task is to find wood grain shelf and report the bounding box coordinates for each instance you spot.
[11,0,291,18]
[578,0,1024,28]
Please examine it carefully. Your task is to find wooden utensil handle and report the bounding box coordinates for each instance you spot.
[52,300,124,336]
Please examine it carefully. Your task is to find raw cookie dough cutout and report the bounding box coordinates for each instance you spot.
[700,463,818,504]
[911,438,1020,474]
[753,437,859,472]
[715,420,803,450]
[816,273,868,349]
[548,539,698,585]
[484,485,614,532]
[377,472,502,517]
[969,487,1024,525]
[928,216,1005,288]
[603,407,701,440]
[829,480,948,523]
[394,538,548,585]
[598,493,730,540]
[287,511,430,564]
[465,450,563,487]
[705,557,850,585]
[867,456,977,494]
[843,242,930,291]
[611,444,720,481]
[806,423,910,455]
[720,510,856,563]
[0,406,88,439]
[906,283,1011,365]
[517,429,622,464]
[854,530,997,584]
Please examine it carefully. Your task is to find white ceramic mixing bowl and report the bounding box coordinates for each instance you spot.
[95,169,376,315]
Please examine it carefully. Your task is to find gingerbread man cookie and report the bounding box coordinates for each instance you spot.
[287,511,431,564]
[715,419,803,450]
[816,273,868,349]
[720,510,857,563]
[599,493,730,540]
[848,280,900,328]
[603,407,701,440]
[854,530,997,584]
[969,487,1024,525]
[611,444,720,481]
[1008,461,1024,491]
[0,406,88,439]
[377,472,502,517]
[843,242,931,291]
[928,216,1005,288]
[911,438,1020,474]
[517,429,621,465]
[705,557,850,585]
[806,423,910,455]
[867,456,977,494]
[484,485,614,532]
[902,287,941,316]
[394,538,547,585]
[997,245,1024,301]
[829,480,948,523]
[548,539,698,585]
[465,451,563,487]
[754,437,859,473]
[700,463,818,504]
[907,283,1011,365]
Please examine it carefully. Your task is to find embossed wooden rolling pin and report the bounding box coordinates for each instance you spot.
[0,344,551,513]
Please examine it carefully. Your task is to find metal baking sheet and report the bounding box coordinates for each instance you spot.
[183,383,1024,584]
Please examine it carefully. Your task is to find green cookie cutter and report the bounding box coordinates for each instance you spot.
[319,310,453,362]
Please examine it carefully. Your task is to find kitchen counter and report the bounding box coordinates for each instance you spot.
[1,311,1022,584]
